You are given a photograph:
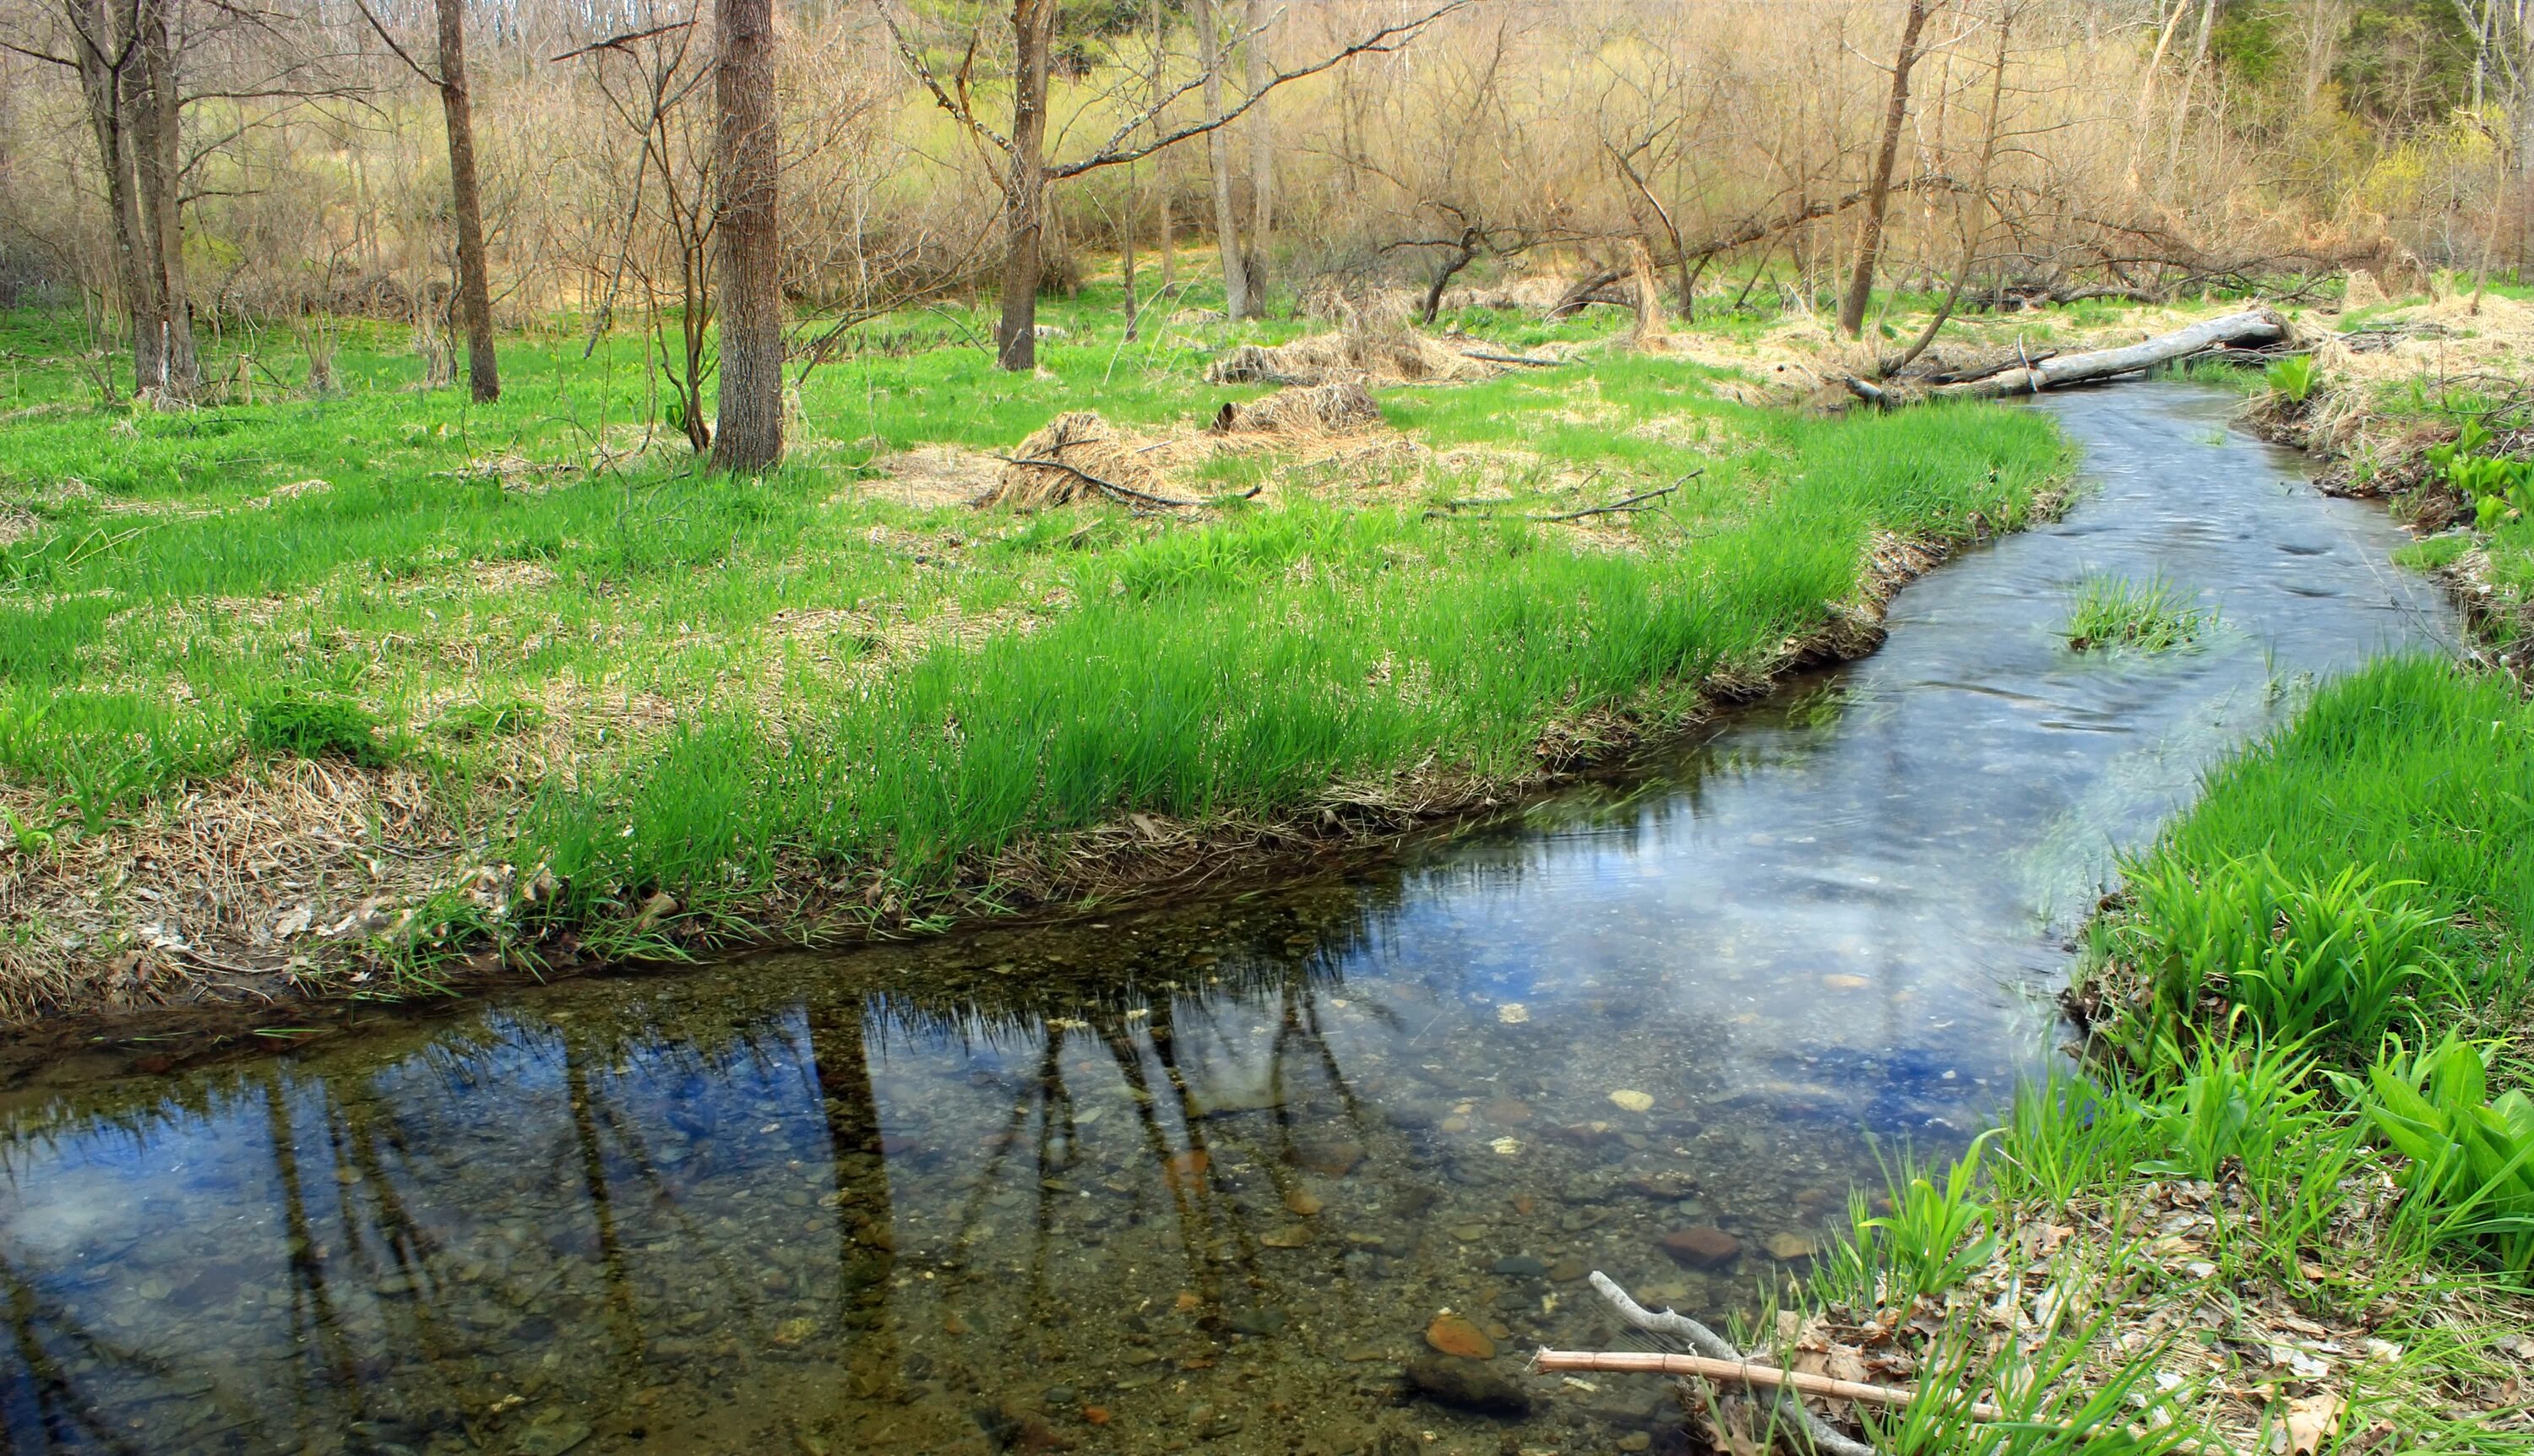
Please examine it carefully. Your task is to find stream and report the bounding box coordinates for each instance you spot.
[0,386,2461,1455]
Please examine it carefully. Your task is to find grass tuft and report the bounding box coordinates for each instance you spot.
[2062,573,2210,652]
[244,690,394,767]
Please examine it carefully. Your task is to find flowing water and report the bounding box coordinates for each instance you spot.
[0,387,2461,1456]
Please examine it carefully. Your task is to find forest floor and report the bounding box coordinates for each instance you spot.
[0,278,2093,1024]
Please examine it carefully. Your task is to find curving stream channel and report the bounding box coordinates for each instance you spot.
[0,386,2461,1455]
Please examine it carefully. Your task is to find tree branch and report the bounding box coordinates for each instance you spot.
[1047,0,1475,180]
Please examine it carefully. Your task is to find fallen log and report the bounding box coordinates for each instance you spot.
[1851,308,2286,405]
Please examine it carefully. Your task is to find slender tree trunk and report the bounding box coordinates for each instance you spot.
[1836,0,1932,340]
[1121,162,1141,340]
[710,0,782,469]
[1885,3,2011,375]
[435,0,501,403]
[1154,0,1176,297]
[131,0,195,396]
[1193,0,1247,320]
[993,0,1054,372]
[1242,0,1272,307]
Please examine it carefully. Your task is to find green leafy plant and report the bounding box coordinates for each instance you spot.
[1853,1130,2002,1305]
[2115,854,2451,1049]
[2135,1034,2320,1182]
[2063,573,2210,652]
[2426,419,2534,531]
[245,690,394,767]
[2338,1035,2534,1275]
[1,801,55,857]
[2263,353,2319,405]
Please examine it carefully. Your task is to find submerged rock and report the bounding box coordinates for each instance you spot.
[1423,1313,1496,1359]
[1401,1357,1533,1416]
[1659,1226,1741,1269]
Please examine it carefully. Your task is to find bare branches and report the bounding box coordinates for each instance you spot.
[548,19,696,66]
[350,0,438,87]
[1052,0,1475,180]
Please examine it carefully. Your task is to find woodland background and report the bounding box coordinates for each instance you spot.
[0,0,2527,394]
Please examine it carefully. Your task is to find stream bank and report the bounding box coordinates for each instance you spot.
[0,383,2464,1454]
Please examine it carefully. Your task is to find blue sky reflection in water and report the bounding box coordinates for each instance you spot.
[0,385,2460,1454]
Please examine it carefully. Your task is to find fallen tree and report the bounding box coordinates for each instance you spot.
[1846,307,2288,406]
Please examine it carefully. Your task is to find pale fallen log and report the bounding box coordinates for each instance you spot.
[1532,1349,2006,1422]
[1848,308,2287,405]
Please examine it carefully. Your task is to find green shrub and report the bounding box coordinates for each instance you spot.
[245,691,393,766]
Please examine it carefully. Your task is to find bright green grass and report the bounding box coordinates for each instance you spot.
[2060,572,2210,652]
[0,281,2065,952]
[1805,657,2534,1448]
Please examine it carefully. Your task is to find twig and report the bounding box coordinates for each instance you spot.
[1532,1350,2004,1421]
[1542,482,1683,520]
[1428,471,1699,523]
[1586,1272,1878,1456]
[994,454,1200,508]
[1460,349,1566,367]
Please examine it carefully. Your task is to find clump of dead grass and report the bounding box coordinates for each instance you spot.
[1206,301,1502,388]
[1208,380,1383,436]
[982,411,1177,508]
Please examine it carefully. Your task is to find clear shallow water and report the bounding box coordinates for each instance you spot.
[0,387,2459,1455]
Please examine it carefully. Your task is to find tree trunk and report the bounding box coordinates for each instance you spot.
[1242,0,1272,307]
[68,0,160,395]
[131,0,196,397]
[436,0,501,404]
[993,0,1054,372]
[710,0,782,470]
[1194,0,1247,321]
[1836,0,1932,340]
[1121,162,1140,340]
[1884,3,2011,377]
[1153,0,1176,297]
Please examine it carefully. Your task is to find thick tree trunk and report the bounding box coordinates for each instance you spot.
[710,0,782,470]
[1837,0,1932,340]
[435,0,501,403]
[1194,0,1246,321]
[68,0,160,395]
[1242,0,1272,305]
[993,0,1054,372]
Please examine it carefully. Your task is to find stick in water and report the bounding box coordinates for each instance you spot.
[1531,1349,2005,1422]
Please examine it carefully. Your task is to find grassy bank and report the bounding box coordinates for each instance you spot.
[2239,285,2534,670]
[1778,657,2534,1453]
[0,284,2067,1020]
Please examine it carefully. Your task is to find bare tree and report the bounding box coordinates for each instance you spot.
[1194,0,1244,321]
[710,0,780,470]
[356,0,502,401]
[1837,0,1934,339]
[1242,0,1271,305]
[875,0,1469,372]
